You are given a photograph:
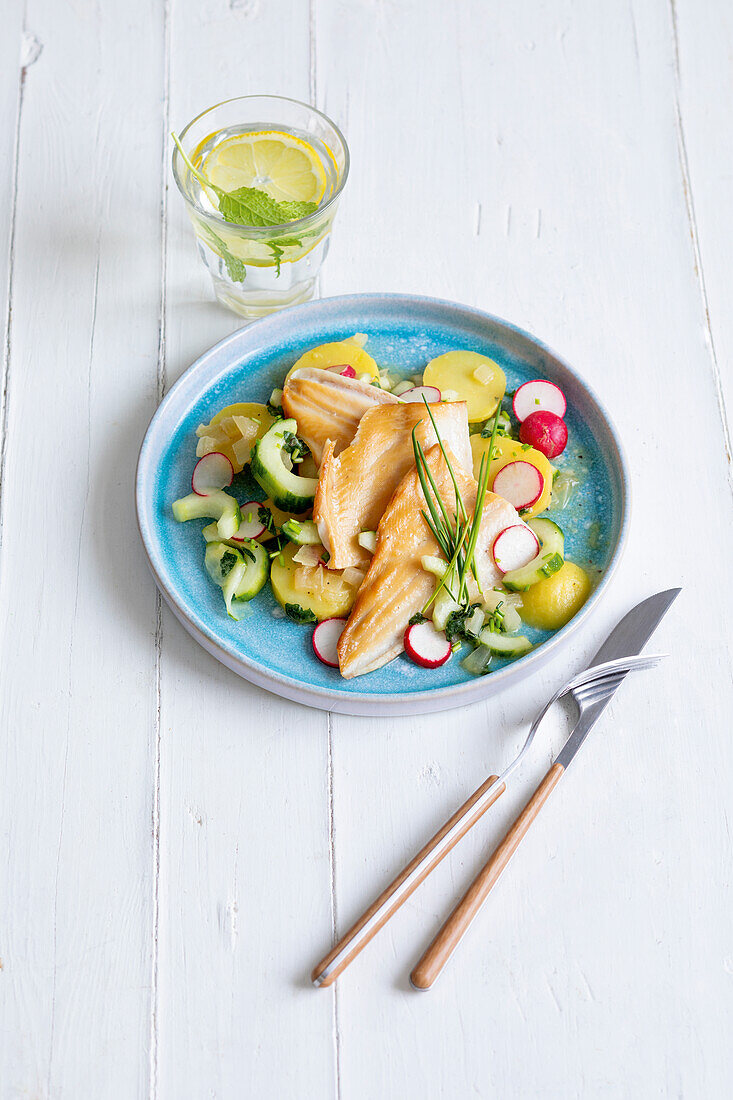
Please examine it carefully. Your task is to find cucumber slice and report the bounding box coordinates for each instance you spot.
[172,490,241,540]
[231,538,269,612]
[357,530,377,553]
[204,542,247,618]
[250,419,318,512]
[432,564,461,631]
[502,518,564,592]
[281,518,321,545]
[202,521,262,550]
[478,629,532,657]
[482,589,523,633]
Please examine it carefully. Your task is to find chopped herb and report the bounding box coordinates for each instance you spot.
[220,550,239,577]
[240,545,256,563]
[444,603,482,644]
[258,505,277,534]
[408,612,427,626]
[480,410,511,438]
[282,430,310,463]
[284,602,318,625]
[321,549,330,564]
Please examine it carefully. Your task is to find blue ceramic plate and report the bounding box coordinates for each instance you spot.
[136,294,629,715]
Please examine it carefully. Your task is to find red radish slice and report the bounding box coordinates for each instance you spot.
[232,500,266,541]
[519,410,568,458]
[404,620,452,668]
[191,452,234,496]
[492,461,544,510]
[491,524,540,573]
[513,379,567,422]
[312,618,348,668]
[326,364,356,378]
[398,385,442,403]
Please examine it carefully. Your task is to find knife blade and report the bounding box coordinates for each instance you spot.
[557,588,680,769]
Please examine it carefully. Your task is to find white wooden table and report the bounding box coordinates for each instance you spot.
[2,1,732,1096]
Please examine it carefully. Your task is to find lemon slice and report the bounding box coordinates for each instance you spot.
[201,130,327,206]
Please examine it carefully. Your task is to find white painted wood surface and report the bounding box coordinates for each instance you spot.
[1,1,731,1096]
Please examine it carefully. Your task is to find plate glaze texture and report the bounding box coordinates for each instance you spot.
[136,294,629,715]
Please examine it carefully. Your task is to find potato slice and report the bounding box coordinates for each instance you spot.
[196,402,275,472]
[270,542,356,621]
[286,339,379,382]
[471,434,553,518]
[519,561,591,630]
[424,351,505,422]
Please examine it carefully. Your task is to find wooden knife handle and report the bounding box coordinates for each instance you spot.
[311,773,507,987]
[410,761,565,991]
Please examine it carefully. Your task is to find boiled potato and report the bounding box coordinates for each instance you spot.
[424,351,505,422]
[471,434,554,518]
[286,339,379,382]
[210,402,274,430]
[520,561,591,631]
[196,402,275,472]
[270,542,356,621]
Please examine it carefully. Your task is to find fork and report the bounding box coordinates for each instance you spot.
[311,653,663,987]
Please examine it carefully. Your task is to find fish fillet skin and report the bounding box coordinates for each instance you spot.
[281,367,398,464]
[337,444,528,679]
[314,401,472,569]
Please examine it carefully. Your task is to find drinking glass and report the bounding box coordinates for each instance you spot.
[172,95,349,319]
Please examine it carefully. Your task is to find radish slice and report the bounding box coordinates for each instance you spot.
[404,620,452,668]
[312,618,348,668]
[231,500,266,541]
[492,461,544,510]
[513,379,567,422]
[191,452,234,496]
[491,524,540,573]
[326,364,356,378]
[398,385,442,403]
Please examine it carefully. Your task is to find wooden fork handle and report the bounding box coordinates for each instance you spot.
[410,761,565,991]
[311,774,507,987]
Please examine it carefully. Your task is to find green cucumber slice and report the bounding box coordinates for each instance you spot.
[281,518,321,545]
[502,518,564,592]
[231,538,269,610]
[478,629,532,657]
[357,530,377,553]
[250,418,318,512]
[172,490,241,539]
[204,542,247,617]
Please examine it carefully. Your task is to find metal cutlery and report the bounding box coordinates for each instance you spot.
[410,588,680,989]
[312,589,679,989]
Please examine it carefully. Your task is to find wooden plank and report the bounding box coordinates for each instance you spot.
[155,2,337,1096]
[0,0,165,1095]
[671,0,733,483]
[316,1,733,1096]
[0,2,25,493]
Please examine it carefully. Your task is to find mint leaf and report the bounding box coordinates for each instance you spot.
[268,236,303,276]
[269,242,284,276]
[278,200,318,221]
[217,186,285,227]
[203,227,247,283]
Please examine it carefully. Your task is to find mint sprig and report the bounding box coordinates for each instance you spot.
[203,226,247,282]
[172,132,319,228]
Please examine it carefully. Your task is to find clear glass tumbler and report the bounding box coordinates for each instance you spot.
[172,95,349,320]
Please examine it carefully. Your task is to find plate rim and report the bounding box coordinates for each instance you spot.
[136,292,630,715]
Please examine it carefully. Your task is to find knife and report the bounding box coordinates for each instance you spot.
[409,588,680,990]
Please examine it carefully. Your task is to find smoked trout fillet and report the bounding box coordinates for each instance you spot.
[314,402,472,570]
[281,367,398,464]
[337,443,527,679]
